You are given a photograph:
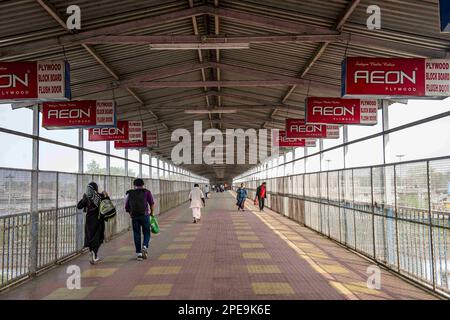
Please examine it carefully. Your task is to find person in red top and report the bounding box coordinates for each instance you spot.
[255,182,267,211]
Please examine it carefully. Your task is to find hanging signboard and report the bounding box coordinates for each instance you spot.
[128,120,143,141]
[341,57,450,98]
[286,119,340,139]
[114,130,158,149]
[273,130,316,147]
[305,97,378,125]
[439,0,450,32]
[0,61,71,102]
[42,100,116,129]
[88,120,129,141]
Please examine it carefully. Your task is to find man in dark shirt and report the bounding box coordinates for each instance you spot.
[125,178,155,261]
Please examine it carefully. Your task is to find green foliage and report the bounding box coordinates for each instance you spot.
[85,160,136,176]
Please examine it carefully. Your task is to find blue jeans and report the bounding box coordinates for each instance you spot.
[132,215,151,253]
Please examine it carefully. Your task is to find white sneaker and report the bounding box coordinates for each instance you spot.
[142,246,148,260]
[90,251,99,265]
[89,251,95,264]
[137,253,143,261]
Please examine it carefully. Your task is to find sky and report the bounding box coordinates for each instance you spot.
[0,99,450,175]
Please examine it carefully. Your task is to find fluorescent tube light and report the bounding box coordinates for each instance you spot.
[184,109,238,114]
[149,43,250,50]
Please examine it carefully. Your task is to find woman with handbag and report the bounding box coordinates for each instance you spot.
[77,182,109,265]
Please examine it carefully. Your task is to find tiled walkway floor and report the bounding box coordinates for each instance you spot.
[0,192,437,300]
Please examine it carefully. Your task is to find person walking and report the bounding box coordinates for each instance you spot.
[255,182,267,211]
[125,178,155,261]
[204,184,210,199]
[189,183,205,223]
[236,183,248,212]
[77,182,108,265]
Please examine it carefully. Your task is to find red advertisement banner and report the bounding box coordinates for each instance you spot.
[0,61,71,102]
[147,130,158,148]
[341,57,450,98]
[273,130,316,147]
[305,97,378,125]
[285,119,340,139]
[88,120,129,141]
[42,100,116,129]
[128,120,143,141]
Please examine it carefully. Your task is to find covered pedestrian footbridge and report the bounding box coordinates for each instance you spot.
[0,193,438,300]
[0,0,450,300]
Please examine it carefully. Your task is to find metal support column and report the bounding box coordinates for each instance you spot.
[106,141,111,191]
[319,139,324,172]
[29,105,40,275]
[382,100,389,165]
[76,129,84,251]
[426,161,436,290]
[124,149,129,177]
[343,126,349,169]
[139,150,143,178]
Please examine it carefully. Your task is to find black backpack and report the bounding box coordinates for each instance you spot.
[126,189,148,216]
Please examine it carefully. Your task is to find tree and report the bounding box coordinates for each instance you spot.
[86,160,105,175]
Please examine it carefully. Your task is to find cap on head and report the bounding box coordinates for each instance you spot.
[133,178,145,187]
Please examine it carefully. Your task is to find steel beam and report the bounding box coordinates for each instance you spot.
[131,80,322,88]
[282,0,361,103]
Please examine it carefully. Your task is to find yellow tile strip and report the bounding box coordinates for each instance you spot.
[129,284,173,297]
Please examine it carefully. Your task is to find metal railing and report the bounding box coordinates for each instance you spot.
[235,156,450,297]
[0,168,195,290]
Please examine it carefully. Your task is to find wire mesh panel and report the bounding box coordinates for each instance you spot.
[58,173,77,209]
[0,213,30,287]
[309,173,320,199]
[328,171,339,203]
[429,159,450,294]
[0,169,31,217]
[320,172,328,200]
[328,205,341,241]
[353,168,372,211]
[56,206,77,259]
[374,214,398,268]
[354,210,374,256]
[38,172,57,211]
[341,207,355,249]
[320,203,329,236]
[309,201,320,231]
[37,208,57,268]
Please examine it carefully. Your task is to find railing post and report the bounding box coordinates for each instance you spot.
[76,130,84,251]
[29,104,39,275]
[426,160,436,290]
[352,169,357,250]
[124,149,129,177]
[343,126,348,169]
[54,173,59,261]
[394,165,401,273]
[139,150,143,178]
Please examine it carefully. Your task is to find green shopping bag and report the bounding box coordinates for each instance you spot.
[150,215,160,234]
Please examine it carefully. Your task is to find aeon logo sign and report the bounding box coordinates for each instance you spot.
[92,127,125,136]
[0,73,29,88]
[47,108,91,119]
[312,106,355,116]
[289,124,323,133]
[170,121,278,165]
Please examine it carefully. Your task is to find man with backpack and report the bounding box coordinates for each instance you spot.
[125,178,155,261]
